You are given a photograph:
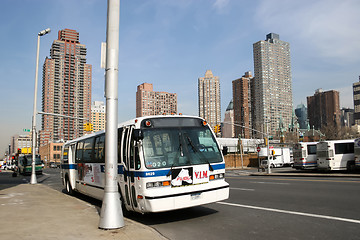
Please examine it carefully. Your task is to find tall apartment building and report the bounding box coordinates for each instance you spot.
[198,70,221,130]
[40,29,92,146]
[307,89,340,129]
[232,71,253,138]
[136,83,177,117]
[91,101,106,132]
[253,33,293,136]
[353,77,360,125]
[222,100,235,138]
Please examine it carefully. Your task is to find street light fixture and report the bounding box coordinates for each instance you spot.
[30,28,51,184]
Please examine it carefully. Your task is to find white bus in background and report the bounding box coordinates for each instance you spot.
[354,138,360,169]
[317,139,355,171]
[61,115,229,213]
[293,142,318,170]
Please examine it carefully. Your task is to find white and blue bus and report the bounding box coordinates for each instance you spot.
[293,142,318,170]
[61,115,229,213]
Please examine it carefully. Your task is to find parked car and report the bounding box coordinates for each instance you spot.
[49,162,57,168]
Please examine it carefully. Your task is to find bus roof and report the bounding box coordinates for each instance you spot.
[63,115,205,146]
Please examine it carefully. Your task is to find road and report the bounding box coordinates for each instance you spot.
[1,168,360,239]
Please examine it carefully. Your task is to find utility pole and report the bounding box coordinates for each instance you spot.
[31,28,51,184]
[99,0,124,229]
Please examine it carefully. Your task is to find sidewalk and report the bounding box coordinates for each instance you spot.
[0,184,167,240]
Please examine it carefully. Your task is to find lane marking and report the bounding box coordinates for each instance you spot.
[230,187,255,191]
[226,176,360,183]
[217,202,360,224]
[251,181,290,185]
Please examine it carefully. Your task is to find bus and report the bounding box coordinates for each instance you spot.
[17,154,43,175]
[317,139,355,171]
[293,142,318,170]
[61,115,229,213]
[354,138,360,169]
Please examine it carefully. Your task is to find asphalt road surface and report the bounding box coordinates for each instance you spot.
[1,168,359,240]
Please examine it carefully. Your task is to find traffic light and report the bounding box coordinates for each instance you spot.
[214,125,218,133]
[84,123,94,132]
[17,148,21,154]
[218,125,221,133]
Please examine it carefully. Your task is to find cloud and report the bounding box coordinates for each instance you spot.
[213,0,230,12]
[255,0,360,64]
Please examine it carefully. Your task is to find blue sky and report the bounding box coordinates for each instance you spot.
[1,0,360,156]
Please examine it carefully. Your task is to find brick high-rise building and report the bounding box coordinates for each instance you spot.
[232,71,253,138]
[40,29,92,146]
[198,70,221,130]
[253,33,293,136]
[136,83,177,117]
[307,89,340,130]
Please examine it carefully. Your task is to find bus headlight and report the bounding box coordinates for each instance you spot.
[146,181,171,189]
[210,173,225,181]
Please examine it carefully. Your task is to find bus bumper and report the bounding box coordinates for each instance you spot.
[140,183,229,213]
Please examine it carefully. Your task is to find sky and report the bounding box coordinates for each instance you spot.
[1,0,360,157]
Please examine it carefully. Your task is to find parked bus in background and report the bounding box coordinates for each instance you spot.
[317,139,355,171]
[16,154,43,175]
[61,115,229,213]
[354,138,360,169]
[293,142,318,170]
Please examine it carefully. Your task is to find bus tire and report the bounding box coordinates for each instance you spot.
[65,177,74,195]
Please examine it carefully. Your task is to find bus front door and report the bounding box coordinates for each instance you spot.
[122,126,139,212]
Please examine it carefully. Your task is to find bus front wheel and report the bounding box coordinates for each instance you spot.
[65,177,74,195]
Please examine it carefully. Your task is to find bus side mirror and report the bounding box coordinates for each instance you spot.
[133,129,143,141]
[222,146,228,156]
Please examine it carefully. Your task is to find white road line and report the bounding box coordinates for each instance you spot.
[217,202,360,224]
[251,181,290,185]
[230,187,255,191]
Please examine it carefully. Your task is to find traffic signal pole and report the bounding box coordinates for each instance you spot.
[99,0,124,229]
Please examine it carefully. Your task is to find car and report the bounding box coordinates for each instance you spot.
[49,162,57,168]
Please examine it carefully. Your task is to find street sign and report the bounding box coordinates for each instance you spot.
[257,146,261,152]
[23,129,31,132]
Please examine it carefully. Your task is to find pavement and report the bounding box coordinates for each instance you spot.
[0,184,167,240]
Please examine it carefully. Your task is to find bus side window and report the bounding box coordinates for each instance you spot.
[76,141,84,163]
[94,134,105,163]
[83,138,94,162]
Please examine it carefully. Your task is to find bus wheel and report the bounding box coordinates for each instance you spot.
[65,178,74,195]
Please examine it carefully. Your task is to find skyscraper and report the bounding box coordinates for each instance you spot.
[353,76,360,125]
[222,100,235,138]
[40,29,92,146]
[253,33,293,136]
[295,103,308,130]
[198,70,221,130]
[307,89,340,130]
[136,83,177,117]
[232,71,253,138]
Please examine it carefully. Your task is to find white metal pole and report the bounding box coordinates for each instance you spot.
[99,0,124,229]
[30,28,51,184]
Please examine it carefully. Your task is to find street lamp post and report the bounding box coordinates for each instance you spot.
[30,28,51,185]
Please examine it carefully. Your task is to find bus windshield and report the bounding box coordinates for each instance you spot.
[24,155,42,166]
[142,126,222,169]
